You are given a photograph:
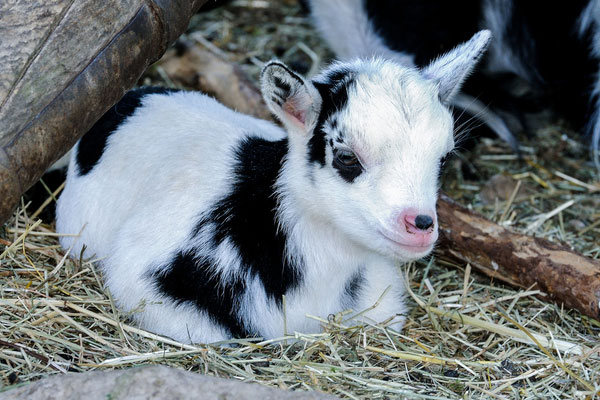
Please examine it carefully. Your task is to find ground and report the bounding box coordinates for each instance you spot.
[0,1,599,399]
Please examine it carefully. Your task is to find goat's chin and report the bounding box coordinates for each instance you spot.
[393,244,435,262]
[361,224,436,261]
[373,236,436,262]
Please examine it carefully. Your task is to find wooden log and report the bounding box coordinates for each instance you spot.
[161,45,600,320]
[0,0,208,224]
[437,194,600,320]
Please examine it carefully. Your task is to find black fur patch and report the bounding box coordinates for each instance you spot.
[273,76,292,99]
[365,0,483,67]
[364,0,595,134]
[310,69,355,165]
[210,138,301,301]
[314,71,363,183]
[504,2,595,130]
[152,251,250,338]
[76,87,179,175]
[151,137,302,338]
[343,268,364,309]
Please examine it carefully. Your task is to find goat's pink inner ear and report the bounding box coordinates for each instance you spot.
[283,100,306,124]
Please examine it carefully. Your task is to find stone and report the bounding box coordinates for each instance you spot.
[0,365,338,400]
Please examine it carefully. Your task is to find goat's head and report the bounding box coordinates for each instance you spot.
[262,30,491,261]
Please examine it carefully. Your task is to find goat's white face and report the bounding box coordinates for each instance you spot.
[262,31,491,261]
[312,64,453,260]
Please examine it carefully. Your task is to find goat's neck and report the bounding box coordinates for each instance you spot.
[275,149,370,277]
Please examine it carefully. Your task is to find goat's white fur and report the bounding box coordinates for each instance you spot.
[422,30,491,103]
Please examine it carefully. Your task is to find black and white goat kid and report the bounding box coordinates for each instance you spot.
[56,31,491,343]
[305,0,600,169]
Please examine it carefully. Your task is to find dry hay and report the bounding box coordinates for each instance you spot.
[1,0,599,398]
[1,208,599,399]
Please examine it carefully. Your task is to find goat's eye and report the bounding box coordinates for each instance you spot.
[334,149,360,168]
[332,148,364,183]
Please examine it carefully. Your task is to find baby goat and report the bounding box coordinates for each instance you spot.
[56,31,491,344]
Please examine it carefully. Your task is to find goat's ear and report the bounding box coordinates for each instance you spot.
[423,30,492,104]
[261,61,322,136]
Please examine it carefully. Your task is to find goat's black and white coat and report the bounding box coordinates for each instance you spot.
[305,0,600,168]
[56,32,491,344]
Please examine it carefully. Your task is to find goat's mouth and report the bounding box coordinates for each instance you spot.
[378,229,437,253]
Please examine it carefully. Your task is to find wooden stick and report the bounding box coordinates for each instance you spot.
[437,194,600,320]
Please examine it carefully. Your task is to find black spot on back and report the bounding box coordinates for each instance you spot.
[310,69,355,165]
[151,137,302,338]
[76,87,179,175]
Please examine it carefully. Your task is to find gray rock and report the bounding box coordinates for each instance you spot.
[0,365,338,400]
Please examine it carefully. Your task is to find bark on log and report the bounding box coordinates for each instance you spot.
[0,0,208,224]
[160,45,600,320]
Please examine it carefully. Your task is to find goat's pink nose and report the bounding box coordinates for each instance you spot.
[382,209,438,249]
[401,212,436,234]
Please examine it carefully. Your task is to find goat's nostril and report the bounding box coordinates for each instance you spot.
[415,215,434,230]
